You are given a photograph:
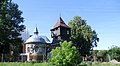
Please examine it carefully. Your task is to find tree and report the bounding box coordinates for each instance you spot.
[49,41,82,66]
[108,46,120,61]
[96,50,109,62]
[0,0,25,61]
[68,16,99,57]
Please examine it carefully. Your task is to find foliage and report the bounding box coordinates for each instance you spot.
[108,46,120,61]
[96,50,109,62]
[68,16,99,56]
[92,50,98,56]
[92,46,120,62]
[0,0,25,61]
[49,41,82,66]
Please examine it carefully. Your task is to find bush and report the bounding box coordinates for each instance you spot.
[49,41,82,66]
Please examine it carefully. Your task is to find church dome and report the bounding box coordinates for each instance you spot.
[25,35,46,44]
[25,27,50,44]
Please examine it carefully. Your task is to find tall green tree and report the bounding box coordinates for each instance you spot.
[0,0,25,61]
[68,16,99,57]
[49,41,82,66]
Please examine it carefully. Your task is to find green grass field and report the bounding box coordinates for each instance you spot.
[80,62,120,66]
[0,62,120,66]
[0,62,48,66]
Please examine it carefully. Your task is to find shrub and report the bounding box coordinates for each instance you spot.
[49,41,82,66]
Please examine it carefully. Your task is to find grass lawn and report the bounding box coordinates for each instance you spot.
[81,62,120,66]
[0,62,48,66]
[0,62,120,66]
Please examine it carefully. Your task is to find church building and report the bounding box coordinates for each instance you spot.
[20,27,50,62]
[20,17,70,62]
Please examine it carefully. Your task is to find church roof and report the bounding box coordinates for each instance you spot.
[25,35,46,43]
[25,35,51,44]
[25,27,51,44]
[51,17,70,30]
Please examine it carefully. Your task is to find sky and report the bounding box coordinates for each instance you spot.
[13,0,120,50]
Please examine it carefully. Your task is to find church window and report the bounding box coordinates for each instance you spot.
[27,47,30,52]
[35,46,39,52]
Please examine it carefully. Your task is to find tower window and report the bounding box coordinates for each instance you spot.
[67,30,69,34]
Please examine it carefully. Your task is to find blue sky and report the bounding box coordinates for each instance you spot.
[13,0,120,50]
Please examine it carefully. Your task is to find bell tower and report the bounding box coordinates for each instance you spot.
[50,17,71,44]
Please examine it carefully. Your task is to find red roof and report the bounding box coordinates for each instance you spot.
[51,17,70,30]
